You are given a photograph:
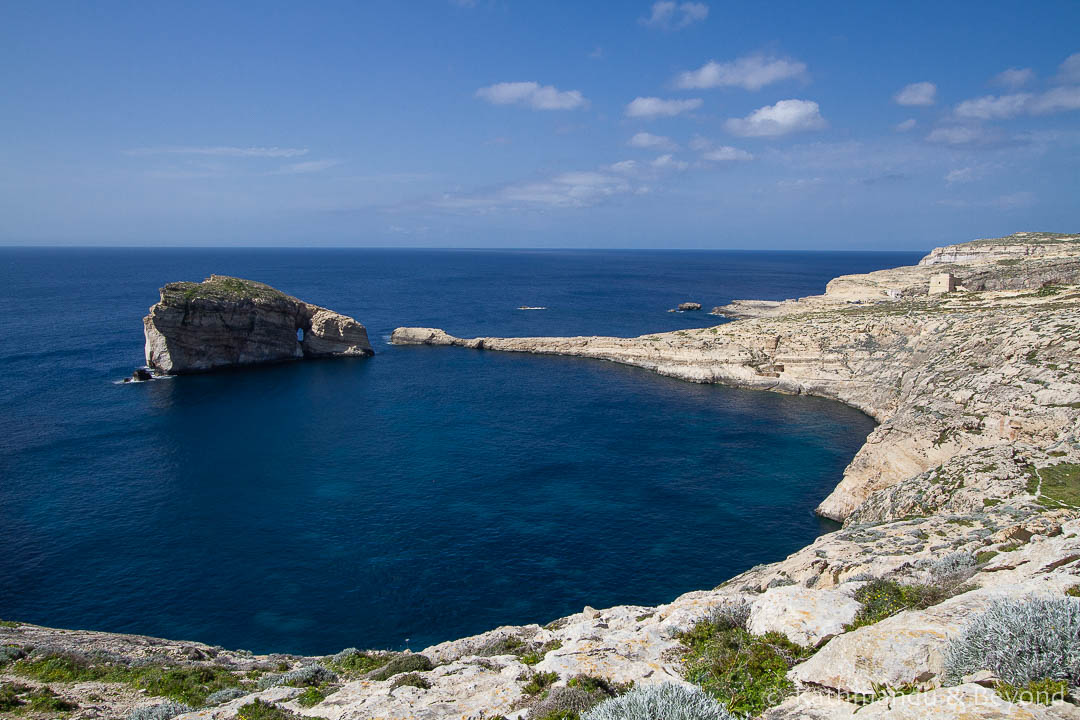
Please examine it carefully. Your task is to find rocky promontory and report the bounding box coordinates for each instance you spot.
[142,276,373,374]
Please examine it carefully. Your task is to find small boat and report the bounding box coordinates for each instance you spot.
[517,306,548,310]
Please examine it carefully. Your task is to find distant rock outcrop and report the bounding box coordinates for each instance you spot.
[678,302,702,311]
[143,275,373,374]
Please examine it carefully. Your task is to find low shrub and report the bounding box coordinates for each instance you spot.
[205,687,248,705]
[582,683,734,720]
[943,596,1080,686]
[14,650,242,706]
[390,672,431,690]
[295,686,333,706]
[0,645,25,666]
[527,675,630,720]
[256,664,337,689]
[528,687,595,719]
[128,701,194,720]
[522,671,559,695]
[327,648,388,677]
[847,574,976,630]
[236,699,304,720]
[995,678,1069,705]
[27,686,78,712]
[367,654,434,681]
[0,682,28,711]
[679,610,813,716]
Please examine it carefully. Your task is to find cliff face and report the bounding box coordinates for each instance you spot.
[392,235,1080,523]
[143,276,373,374]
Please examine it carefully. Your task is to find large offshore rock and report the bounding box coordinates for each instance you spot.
[143,275,373,374]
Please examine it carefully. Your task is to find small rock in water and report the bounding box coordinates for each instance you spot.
[678,302,702,311]
[131,368,153,382]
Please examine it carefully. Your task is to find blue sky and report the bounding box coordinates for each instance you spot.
[1,1,1078,249]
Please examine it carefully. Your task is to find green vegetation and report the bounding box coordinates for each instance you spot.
[11,651,243,706]
[295,686,333,707]
[521,640,563,666]
[847,578,976,630]
[1032,463,1080,508]
[679,609,813,716]
[0,620,19,628]
[995,678,1069,705]
[327,648,389,677]
[367,654,433,681]
[170,276,290,304]
[26,686,78,713]
[1033,284,1064,297]
[982,498,1002,507]
[522,671,559,695]
[527,676,632,720]
[1066,585,1080,598]
[0,682,29,711]
[975,550,999,564]
[390,673,431,690]
[236,699,305,720]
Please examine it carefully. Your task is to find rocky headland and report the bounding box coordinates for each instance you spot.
[142,276,373,375]
[4,232,1080,720]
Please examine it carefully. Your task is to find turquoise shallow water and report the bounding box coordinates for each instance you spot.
[0,248,918,654]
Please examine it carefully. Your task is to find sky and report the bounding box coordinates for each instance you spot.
[1,1,1078,249]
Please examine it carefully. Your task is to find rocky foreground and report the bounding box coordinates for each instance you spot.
[142,275,373,375]
[4,232,1080,720]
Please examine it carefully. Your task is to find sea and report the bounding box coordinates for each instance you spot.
[0,248,922,655]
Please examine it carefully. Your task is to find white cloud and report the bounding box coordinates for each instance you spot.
[609,160,639,173]
[724,99,826,137]
[651,154,689,170]
[434,170,638,211]
[126,146,309,158]
[1057,52,1080,84]
[996,191,1035,209]
[993,67,1035,88]
[625,96,702,118]
[951,87,1080,119]
[674,55,807,90]
[270,159,342,175]
[629,132,677,150]
[688,135,712,151]
[954,93,1032,119]
[1029,86,1080,115]
[926,126,985,144]
[475,82,587,110]
[895,118,917,132]
[945,167,975,184]
[640,1,708,29]
[894,81,937,106]
[702,146,753,162]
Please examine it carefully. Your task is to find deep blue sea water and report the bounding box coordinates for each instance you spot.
[0,248,920,655]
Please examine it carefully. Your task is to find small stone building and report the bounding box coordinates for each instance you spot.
[929,273,957,295]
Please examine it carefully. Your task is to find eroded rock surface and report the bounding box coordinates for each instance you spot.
[143,275,373,374]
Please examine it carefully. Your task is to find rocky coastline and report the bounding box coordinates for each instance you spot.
[142,275,373,375]
[4,232,1080,720]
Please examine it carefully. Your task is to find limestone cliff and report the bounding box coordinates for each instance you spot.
[143,276,373,374]
[392,234,1080,523]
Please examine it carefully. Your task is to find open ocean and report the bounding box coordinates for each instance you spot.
[0,248,921,655]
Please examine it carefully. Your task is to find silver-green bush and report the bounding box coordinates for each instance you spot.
[943,596,1080,685]
[205,687,248,705]
[128,701,193,720]
[582,683,734,720]
[257,663,338,689]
